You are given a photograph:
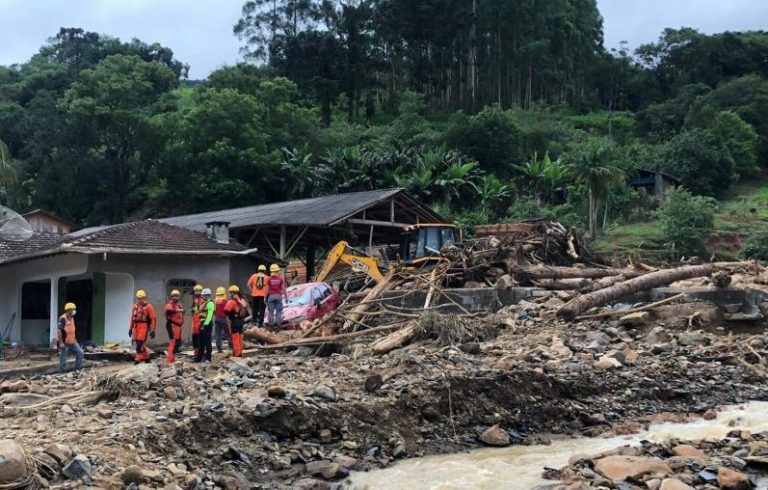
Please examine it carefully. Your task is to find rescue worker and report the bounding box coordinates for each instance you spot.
[130,290,157,364]
[57,302,84,373]
[266,264,288,329]
[247,265,269,327]
[224,285,250,357]
[164,290,184,364]
[214,287,230,353]
[195,288,215,363]
[191,284,204,360]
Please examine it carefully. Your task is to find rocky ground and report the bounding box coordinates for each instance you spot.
[1,293,768,489]
[543,431,768,489]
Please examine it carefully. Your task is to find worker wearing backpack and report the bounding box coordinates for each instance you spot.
[247,264,269,327]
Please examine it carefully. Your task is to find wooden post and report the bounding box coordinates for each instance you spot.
[279,225,286,259]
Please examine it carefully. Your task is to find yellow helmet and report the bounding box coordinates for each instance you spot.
[193,284,203,293]
[270,264,280,273]
[135,289,147,299]
[64,302,76,311]
[170,289,181,297]
[215,287,226,296]
[258,264,267,272]
[228,285,240,293]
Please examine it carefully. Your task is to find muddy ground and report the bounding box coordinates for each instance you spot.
[1,296,768,489]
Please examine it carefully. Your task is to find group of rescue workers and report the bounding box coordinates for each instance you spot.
[57,263,288,372]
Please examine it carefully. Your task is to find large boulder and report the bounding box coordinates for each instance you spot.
[660,478,695,490]
[717,467,751,490]
[594,455,672,481]
[0,440,27,484]
[479,425,511,447]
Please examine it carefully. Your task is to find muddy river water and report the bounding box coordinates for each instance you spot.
[349,402,768,489]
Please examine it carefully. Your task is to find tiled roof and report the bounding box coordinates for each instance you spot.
[0,233,65,261]
[161,188,443,231]
[67,220,246,252]
[0,220,250,265]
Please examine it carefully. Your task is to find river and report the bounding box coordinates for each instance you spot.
[349,402,768,489]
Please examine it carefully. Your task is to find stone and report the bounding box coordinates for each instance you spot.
[660,478,695,490]
[60,404,75,414]
[167,463,187,478]
[392,442,407,457]
[183,473,200,490]
[618,311,650,327]
[459,342,481,354]
[121,466,146,485]
[672,445,706,458]
[603,350,626,364]
[44,442,74,464]
[320,463,340,479]
[311,384,336,402]
[342,441,358,450]
[305,460,335,476]
[479,425,511,447]
[594,455,672,481]
[623,349,640,365]
[293,478,331,490]
[62,454,92,485]
[703,409,717,420]
[163,386,178,401]
[142,468,164,482]
[97,408,114,419]
[678,331,709,347]
[0,440,27,484]
[646,479,662,490]
[267,385,287,398]
[594,357,622,370]
[332,455,357,469]
[645,326,670,345]
[1,380,28,393]
[159,366,178,379]
[364,374,383,393]
[319,429,333,444]
[495,274,516,290]
[717,467,750,490]
[242,396,266,410]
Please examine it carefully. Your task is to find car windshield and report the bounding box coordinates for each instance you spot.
[285,286,313,306]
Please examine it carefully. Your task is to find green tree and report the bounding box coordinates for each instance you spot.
[657,129,735,198]
[564,138,624,238]
[0,139,17,188]
[448,105,523,177]
[657,187,716,257]
[62,54,179,222]
[685,106,759,179]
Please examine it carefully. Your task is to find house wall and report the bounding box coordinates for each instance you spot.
[89,254,236,346]
[103,273,134,344]
[24,214,73,234]
[0,254,88,346]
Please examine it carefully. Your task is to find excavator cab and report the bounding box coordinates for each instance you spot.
[400,224,458,265]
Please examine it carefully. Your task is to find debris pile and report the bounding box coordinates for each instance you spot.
[545,430,768,489]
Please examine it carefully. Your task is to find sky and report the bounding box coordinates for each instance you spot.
[0,0,767,79]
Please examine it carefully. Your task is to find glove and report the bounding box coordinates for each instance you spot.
[128,328,133,337]
[150,331,156,339]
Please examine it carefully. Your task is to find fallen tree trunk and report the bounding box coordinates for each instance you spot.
[557,264,713,321]
[512,265,644,280]
[342,271,397,331]
[369,324,418,355]
[532,278,592,290]
[246,322,409,352]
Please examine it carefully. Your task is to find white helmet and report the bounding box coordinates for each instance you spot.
[201,288,212,296]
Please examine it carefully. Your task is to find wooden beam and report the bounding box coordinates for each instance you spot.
[347,218,408,227]
[285,226,308,257]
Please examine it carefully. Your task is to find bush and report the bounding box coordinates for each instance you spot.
[741,229,768,261]
[656,187,717,256]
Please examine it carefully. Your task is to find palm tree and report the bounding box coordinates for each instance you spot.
[564,139,624,238]
[434,151,479,205]
[0,139,17,188]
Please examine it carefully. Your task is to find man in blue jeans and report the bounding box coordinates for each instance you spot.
[57,302,84,373]
[266,264,288,329]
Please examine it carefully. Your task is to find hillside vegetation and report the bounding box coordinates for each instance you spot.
[0,0,766,261]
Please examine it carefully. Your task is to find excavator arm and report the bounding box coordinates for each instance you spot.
[315,241,385,283]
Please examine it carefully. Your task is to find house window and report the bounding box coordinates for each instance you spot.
[21,282,51,320]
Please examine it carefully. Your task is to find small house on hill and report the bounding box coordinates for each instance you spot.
[0,220,279,348]
[22,209,76,234]
[629,169,681,203]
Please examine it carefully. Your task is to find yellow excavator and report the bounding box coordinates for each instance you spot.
[315,224,459,283]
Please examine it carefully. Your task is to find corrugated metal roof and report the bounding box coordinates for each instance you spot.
[161,188,411,231]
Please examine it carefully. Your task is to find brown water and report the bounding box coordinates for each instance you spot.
[349,402,768,490]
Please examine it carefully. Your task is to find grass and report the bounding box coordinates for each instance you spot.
[595,176,768,262]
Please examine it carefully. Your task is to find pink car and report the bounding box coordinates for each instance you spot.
[267,282,340,329]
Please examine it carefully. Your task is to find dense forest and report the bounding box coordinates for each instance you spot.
[0,0,767,252]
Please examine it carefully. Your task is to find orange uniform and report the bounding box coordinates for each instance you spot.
[224,296,248,357]
[164,300,184,364]
[130,302,156,363]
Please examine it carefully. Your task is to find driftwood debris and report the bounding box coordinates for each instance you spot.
[558,264,713,321]
[512,265,644,280]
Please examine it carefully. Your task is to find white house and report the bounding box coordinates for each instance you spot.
[0,220,276,348]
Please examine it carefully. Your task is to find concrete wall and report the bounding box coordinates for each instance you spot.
[0,254,88,345]
[89,254,232,346]
[380,287,547,314]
